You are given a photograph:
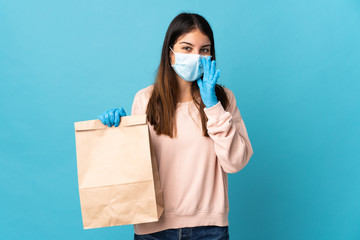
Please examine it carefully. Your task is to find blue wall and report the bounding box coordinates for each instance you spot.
[1,0,359,239]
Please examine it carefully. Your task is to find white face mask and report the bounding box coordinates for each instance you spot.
[170,47,211,82]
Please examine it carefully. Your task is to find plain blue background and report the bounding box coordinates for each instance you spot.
[1,0,359,239]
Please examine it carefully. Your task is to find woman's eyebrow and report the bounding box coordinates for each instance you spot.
[179,41,211,48]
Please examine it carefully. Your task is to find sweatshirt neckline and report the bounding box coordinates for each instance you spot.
[176,101,192,109]
[177,97,201,105]
[177,100,193,104]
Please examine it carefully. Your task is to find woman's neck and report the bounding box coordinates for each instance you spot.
[177,77,193,102]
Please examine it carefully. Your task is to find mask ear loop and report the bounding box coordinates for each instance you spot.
[169,46,176,66]
[169,46,176,54]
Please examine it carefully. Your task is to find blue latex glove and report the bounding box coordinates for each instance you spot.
[98,107,126,127]
[197,57,220,108]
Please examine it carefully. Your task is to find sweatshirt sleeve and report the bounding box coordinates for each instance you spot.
[131,86,152,116]
[131,91,144,116]
[203,88,254,174]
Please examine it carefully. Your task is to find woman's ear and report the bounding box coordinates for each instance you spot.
[169,50,174,65]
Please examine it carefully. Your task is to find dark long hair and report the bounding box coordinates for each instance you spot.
[146,12,229,138]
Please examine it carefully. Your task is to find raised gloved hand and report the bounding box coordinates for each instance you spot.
[98,107,126,127]
[197,57,220,108]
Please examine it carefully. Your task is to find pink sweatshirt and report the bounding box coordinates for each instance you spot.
[131,85,254,235]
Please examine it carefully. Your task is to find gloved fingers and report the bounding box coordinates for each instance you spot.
[210,60,216,80]
[106,108,116,127]
[99,113,106,125]
[205,57,211,78]
[201,57,210,81]
[109,110,116,127]
[105,111,111,127]
[114,109,120,127]
[99,108,125,127]
[213,69,220,84]
[119,107,127,117]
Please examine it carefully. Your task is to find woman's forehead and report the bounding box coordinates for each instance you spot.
[176,29,211,46]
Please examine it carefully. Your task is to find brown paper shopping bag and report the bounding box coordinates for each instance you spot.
[74,114,164,229]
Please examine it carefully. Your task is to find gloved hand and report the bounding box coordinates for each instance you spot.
[98,107,126,127]
[197,57,220,108]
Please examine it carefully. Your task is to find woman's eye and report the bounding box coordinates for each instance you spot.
[182,47,191,51]
[201,49,210,53]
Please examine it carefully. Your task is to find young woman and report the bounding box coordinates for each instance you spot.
[98,12,254,240]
